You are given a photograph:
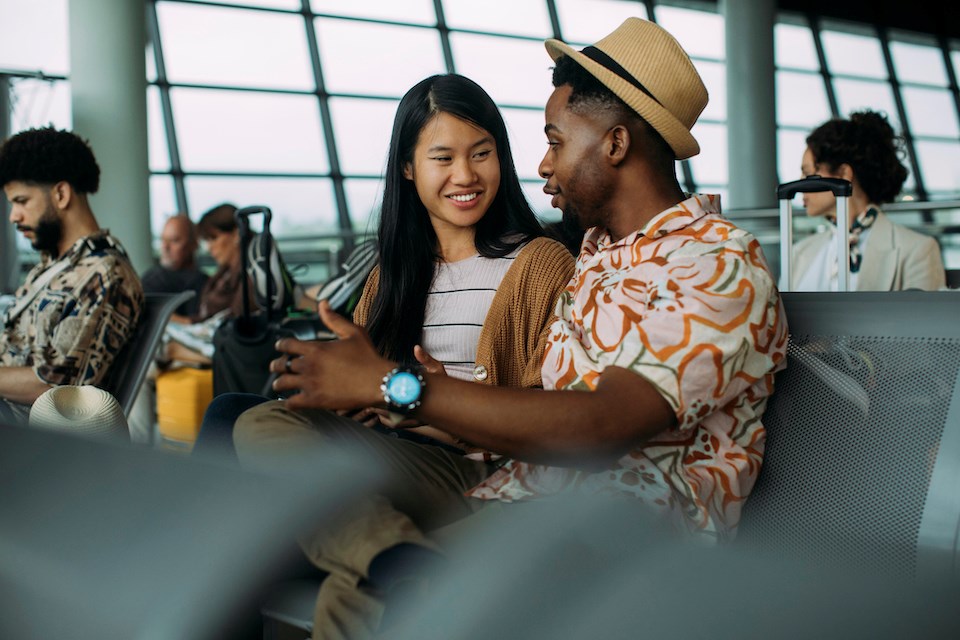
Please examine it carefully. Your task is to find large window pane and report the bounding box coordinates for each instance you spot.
[775,22,819,71]
[688,123,727,186]
[185,176,338,235]
[521,180,557,223]
[146,40,157,83]
[501,107,547,181]
[776,71,831,128]
[344,178,384,235]
[172,88,328,173]
[902,87,960,138]
[778,129,809,185]
[0,0,69,74]
[157,2,313,91]
[316,20,445,96]
[450,34,553,107]
[951,51,960,87]
[833,79,898,128]
[329,98,398,175]
[442,0,551,38]
[655,6,724,60]
[695,60,726,122]
[149,175,179,239]
[147,87,170,173]
[554,0,646,45]
[891,40,948,87]
[10,78,71,131]
[914,141,960,194]
[311,0,436,25]
[821,29,886,79]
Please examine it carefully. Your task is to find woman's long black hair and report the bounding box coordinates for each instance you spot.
[365,73,545,364]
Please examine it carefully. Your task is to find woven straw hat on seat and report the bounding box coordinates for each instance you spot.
[545,17,708,160]
[29,386,128,441]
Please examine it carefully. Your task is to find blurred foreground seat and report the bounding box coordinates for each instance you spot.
[0,424,381,639]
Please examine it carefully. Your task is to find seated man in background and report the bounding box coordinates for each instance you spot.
[234,18,789,637]
[0,127,144,424]
[141,214,207,317]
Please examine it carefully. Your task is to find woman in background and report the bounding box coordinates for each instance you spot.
[792,109,945,291]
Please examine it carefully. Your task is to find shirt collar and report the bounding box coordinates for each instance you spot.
[38,229,111,268]
[586,194,722,252]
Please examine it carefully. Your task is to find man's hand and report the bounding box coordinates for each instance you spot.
[270,301,394,412]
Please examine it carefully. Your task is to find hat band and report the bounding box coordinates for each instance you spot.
[581,46,663,107]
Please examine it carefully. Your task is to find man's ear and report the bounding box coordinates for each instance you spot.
[402,162,414,181]
[606,124,630,167]
[49,181,73,211]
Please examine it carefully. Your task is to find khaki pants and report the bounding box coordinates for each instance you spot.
[233,401,495,639]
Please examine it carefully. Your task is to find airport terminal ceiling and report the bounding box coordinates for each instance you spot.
[771,0,960,40]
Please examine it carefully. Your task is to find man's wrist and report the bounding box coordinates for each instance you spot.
[380,364,426,415]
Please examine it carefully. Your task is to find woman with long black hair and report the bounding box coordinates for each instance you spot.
[196,73,573,454]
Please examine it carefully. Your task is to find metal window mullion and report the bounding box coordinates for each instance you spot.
[544,0,562,40]
[937,35,960,148]
[147,0,188,215]
[645,1,696,193]
[808,13,840,117]
[301,0,354,250]
[432,0,456,73]
[878,26,929,208]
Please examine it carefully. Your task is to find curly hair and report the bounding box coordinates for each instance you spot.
[806,110,908,204]
[0,126,100,193]
[551,55,673,167]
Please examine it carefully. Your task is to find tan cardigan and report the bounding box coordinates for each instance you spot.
[353,237,575,389]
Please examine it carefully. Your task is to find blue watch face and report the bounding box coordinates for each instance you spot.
[387,371,422,405]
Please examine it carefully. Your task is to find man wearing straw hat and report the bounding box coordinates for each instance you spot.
[0,127,143,425]
[235,18,788,637]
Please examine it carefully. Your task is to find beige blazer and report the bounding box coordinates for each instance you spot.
[791,210,946,291]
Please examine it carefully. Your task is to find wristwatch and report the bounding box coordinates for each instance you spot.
[380,365,425,414]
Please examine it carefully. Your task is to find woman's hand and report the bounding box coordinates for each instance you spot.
[413,344,447,376]
[270,301,394,411]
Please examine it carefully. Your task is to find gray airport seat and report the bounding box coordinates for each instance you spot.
[99,291,195,417]
[738,291,960,581]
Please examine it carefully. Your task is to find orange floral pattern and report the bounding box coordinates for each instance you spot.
[467,195,788,541]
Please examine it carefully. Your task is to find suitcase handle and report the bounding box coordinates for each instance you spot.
[777,176,853,292]
[235,206,274,333]
[777,175,852,200]
[235,205,273,236]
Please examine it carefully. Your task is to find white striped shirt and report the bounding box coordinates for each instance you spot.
[422,245,523,381]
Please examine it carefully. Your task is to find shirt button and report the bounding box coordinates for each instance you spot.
[473,365,488,381]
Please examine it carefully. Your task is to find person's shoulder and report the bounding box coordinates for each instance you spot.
[884,213,939,249]
[516,236,576,267]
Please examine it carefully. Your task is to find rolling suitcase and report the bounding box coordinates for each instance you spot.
[777,175,854,292]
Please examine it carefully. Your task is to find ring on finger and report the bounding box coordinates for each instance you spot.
[284,355,295,374]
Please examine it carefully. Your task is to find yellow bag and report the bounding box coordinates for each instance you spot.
[156,367,213,446]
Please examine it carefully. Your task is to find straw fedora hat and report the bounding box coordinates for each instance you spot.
[29,385,129,441]
[545,17,708,160]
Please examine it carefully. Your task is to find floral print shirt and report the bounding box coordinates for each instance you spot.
[467,195,788,541]
[1,230,143,391]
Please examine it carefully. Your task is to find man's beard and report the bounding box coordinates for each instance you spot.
[30,205,63,255]
[563,164,613,232]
